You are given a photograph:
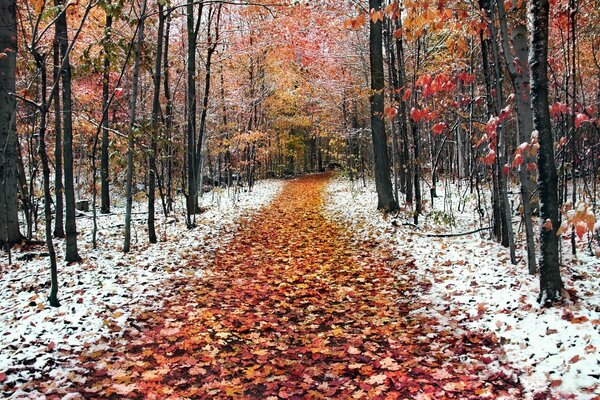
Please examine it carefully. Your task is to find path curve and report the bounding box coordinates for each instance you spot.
[78,174,520,399]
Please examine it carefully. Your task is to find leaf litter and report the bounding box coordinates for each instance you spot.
[54,175,521,398]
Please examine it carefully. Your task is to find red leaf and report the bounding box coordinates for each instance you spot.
[526,163,537,172]
[431,122,446,135]
[575,221,587,240]
[575,113,589,129]
[0,372,6,383]
[569,355,580,364]
[482,150,496,165]
[384,106,398,120]
[550,379,562,388]
[512,153,523,168]
[402,88,411,101]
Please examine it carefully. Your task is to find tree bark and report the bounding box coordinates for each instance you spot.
[35,55,60,307]
[0,0,21,246]
[163,15,174,214]
[395,17,412,203]
[52,17,65,238]
[369,0,398,212]
[185,0,202,226]
[497,1,537,273]
[124,0,147,253]
[195,4,221,196]
[528,0,564,304]
[148,2,165,244]
[56,0,80,262]
[100,3,112,214]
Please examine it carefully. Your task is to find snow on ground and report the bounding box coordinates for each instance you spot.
[324,176,600,400]
[0,180,283,398]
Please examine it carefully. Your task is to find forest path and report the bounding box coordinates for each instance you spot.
[78,174,520,399]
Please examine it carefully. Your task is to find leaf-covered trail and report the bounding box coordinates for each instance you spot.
[78,175,520,399]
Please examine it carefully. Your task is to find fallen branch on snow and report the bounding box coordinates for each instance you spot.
[423,226,492,238]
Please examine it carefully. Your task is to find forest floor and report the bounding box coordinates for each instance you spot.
[3,174,522,399]
[324,177,600,400]
[1,174,598,399]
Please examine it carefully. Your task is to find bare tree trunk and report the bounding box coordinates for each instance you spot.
[56,0,80,262]
[569,0,578,255]
[528,0,564,304]
[0,0,22,246]
[487,2,516,263]
[100,3,112,214]
[395,18,412,204]
[163,15,174,214]
[148,2,165,244]
[35,56,60,307]
[369,0,398,212]
[124,0,147,253]
[497,1,537,272]
[411,39,422,222]
[185,0,202,226]
[52,20,65,238]
[195,4,222,196]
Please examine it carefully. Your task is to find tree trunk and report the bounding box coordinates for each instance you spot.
[497,2,537,273]
[35,57,60,307]
[369,0,398,212]
[395,17,412,203]
[196,4,221,196]
[56,0,80,262]
[163,15,174,214]
[100,4,112,214]
[487,2,516,263]
[0,0,21,246]
[528,0,564,304]
[52,21,65,238]
[185,0,201,226]
[124,0,147,253]
[148,2,165,244]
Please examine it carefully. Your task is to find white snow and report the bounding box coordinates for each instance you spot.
[323,176,600,400]
[0,180,283,398]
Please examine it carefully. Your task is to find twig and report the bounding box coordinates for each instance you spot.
[424,226,492,238]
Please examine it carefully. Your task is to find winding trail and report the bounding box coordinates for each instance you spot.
[78,175,520,399]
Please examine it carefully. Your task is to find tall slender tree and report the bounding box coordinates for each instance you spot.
[148,1,166,244]
[497,0,537,273]
[124,0,147,253]
[369,0,398,212]
[185,0,202,226]
[101,0,113,214]
[528,0,564,304]
[0,0,22,247]
[52,9,65,238]
[33,52,60,307]
[56,0,80,262]
[195,3,222,196]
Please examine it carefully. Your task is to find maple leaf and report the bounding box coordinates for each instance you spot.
[384,106,398,120]
[142,370,164,382]
[160,327,180,336]
[443,381,466,391]
[366,373,388,385]
[379,357,401,371]
[431,122,446,136]
[112,384,137,396]
[482,150,496,166]
[432,369,453,380]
